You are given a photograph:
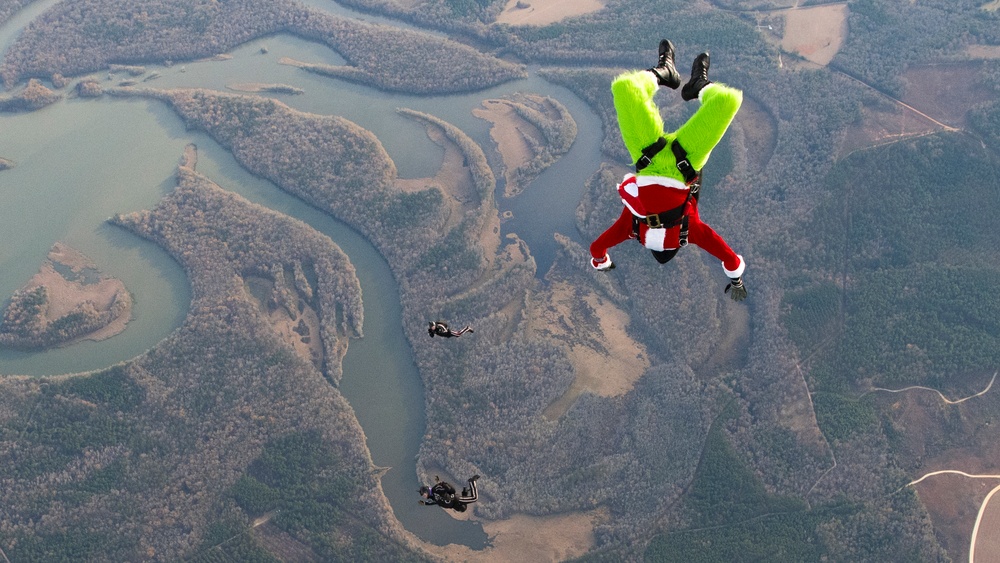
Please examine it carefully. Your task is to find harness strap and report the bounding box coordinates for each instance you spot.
[635,136,667,172]
[670,139,700,186]
[631,138,700,250]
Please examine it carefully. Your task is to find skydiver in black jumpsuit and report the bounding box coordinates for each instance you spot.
[428,321,474,338]
[419,475,479,512]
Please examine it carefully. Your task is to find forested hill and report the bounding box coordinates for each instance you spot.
[0,164,423,560]
[1,0,999,560]
[0,0,525,91]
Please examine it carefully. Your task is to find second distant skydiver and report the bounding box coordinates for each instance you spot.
[428,321,474,338]
[419,475,479,512]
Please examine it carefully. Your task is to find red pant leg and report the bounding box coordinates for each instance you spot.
[686,204,740,272]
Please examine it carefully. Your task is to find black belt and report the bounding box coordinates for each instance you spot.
[641,207,683,229]
[632,204,690,247]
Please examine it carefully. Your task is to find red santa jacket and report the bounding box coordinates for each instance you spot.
[590,173,745,277]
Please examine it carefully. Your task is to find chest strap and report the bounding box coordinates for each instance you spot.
[678,214,689,247]
[631,137,699,246]
[670,139,700,186]
[635,136,667,172]
[635,137,701,188]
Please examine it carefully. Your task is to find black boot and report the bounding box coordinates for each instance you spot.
[648,39,680,89]
[681,52,712,101]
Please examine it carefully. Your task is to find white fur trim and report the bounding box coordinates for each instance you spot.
[592,253,613,270]
[699,83,718,102]
[643,228,667,252]
[635,175,688,190]
[622,200,644,217]
[723,254,746,278]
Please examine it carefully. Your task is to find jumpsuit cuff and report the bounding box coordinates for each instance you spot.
[723,255,745,279]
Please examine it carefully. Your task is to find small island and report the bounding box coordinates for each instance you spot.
[108,63,146,76]
[226,82,304,95]
[0,78,61,112]
[0,157,13,170]
[0,243,132,349]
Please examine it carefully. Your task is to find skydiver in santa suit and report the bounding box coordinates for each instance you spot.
[590,39,748,301]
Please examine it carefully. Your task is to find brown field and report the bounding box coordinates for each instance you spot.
[416,508,605,562]
[973,486,1000,563]
[874,374,1000,563]
[913,474,999,561]
[901,62,996,128]
[968,45,1000,59]
[532,281,649,420]
[837,60,992,157]
[495,0,605,26]
[731,96,778,176]
[779,4,848,66]
[836,98,943,158]
[695,300,748,378]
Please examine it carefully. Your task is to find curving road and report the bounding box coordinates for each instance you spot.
[970,483,1000,563]
[867,372,998,404]
[884,372,1000,563]
[903,471,1000,563]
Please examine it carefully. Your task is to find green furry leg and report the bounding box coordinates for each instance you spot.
[612,70,666,167]
[674,83,743,170]
[612,71,742,179]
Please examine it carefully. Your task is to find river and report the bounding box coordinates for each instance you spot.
[0,0,602,548]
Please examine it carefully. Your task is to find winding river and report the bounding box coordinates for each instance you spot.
[0,0,602,548]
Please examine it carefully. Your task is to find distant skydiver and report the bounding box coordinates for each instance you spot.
[589,39,748,301]
[428,321,474,338]
[419,475,480,512]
